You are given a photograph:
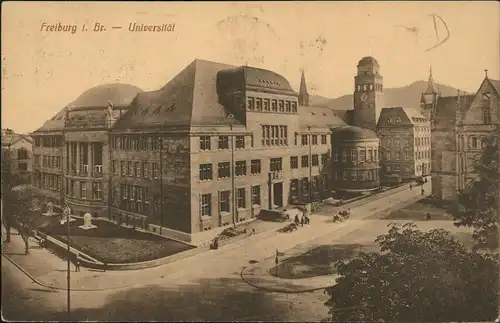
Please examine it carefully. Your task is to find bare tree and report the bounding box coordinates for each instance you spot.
[10,185,41,254]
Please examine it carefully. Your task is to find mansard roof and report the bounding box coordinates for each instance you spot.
[299,106,347,129]
[377,106,429,127]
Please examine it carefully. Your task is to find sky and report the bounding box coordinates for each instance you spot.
[2,1,499,134]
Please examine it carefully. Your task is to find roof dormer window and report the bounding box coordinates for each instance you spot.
[396,117,401,123]
[387,117,393,124]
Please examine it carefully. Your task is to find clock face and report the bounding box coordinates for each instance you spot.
[361,93,368,102]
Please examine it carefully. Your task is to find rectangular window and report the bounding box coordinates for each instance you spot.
[237,188,246,209]
[285,101,291,112]
[290,179,299,200]
[142,162,149,178]
[199,164,213,181]
[250,159,261,174]
[235,161,247,176]
[291,101,297,113]
[261,125,287,146]
[351,150,357,162]
[218,136,229,149]
[312,135,318,145]
[247,97,255,110]
[360,150,366,162]
[270,158,282,171]
[201,194,211,217]
[301,155,309,167]
[92,182,102,199]
[256,98,262,111]
[77,181,85,199]
[252,186,261,206]
[312,155,319,166]
[342,151,347,162]
[219,190,230,213]
[128,161,133,176]
[395,152,400,160]
[395,140,400,147]
[135,162,141,177]
[321,153,328,166]
[321,135,327,145]
[200,136,211,151]
[264,99,270,111]
[290,156,298,169]
[152,163,159,179]
[387,152,391,160]
[271,99,278,111]
[342,172,347,180]
[301,135,308,145]
[351,171,357,181]
[235,136,245,149]
[218,162,231,179]
[333,152,339,162]
[367,150,372,161]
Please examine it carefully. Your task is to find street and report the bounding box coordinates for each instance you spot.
[2,182,431,321]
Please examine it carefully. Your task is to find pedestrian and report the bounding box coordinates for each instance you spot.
[424,178,428,183]
[75,258,81,272]
[103,262,107,272]
[410,183,412,190]
[426,212,431,221]
[305,215,310,225]
[421,187,425,196]
[294,214,300,225]
[300,216,304,227]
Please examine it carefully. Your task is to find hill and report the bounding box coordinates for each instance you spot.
[310,81,468,113]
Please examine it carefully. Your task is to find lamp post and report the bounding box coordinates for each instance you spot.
[158,135,163,235]
[230,123,236,227]
[60,202,72,321]
[308,126,313,204]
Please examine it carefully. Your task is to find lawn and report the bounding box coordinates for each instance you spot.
[382,200,452,221]
[269,243,379,279]
[39,218,194,264]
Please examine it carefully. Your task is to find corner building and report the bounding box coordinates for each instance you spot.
[109,60,344,244]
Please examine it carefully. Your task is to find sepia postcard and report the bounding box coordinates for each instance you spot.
[1,1,499,322]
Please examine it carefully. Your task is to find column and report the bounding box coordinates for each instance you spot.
[76,142,81,175]
[88,142,93,175]
[68,142,73,173]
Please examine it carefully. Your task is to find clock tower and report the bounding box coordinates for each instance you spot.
[353,56,385,130]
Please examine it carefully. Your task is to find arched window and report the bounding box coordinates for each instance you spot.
[17,148,28,160]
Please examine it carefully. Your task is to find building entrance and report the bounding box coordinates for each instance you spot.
[273,182,283,208]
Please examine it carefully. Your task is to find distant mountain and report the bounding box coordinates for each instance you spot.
[310,81,469,113]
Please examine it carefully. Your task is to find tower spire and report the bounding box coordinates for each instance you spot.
[299,69,310,107]
[425,65,438,94]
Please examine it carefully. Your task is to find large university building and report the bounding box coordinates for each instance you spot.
[31,56,430,243]
[422,70,500,201]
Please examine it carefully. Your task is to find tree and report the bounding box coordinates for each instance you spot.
[9,185,41,254]
[1,146,23,243]
[324,222,499,323]
[454,135,500,250]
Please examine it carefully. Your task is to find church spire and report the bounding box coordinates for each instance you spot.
[425,65,438,94]
[299,69,310,107]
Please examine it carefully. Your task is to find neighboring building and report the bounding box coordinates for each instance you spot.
[1,129,33,183]
[424,69,499,201]
[31,84,143,216]
[331,126,380,190]
[377,107,431,182]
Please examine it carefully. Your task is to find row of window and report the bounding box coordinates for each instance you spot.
[461,135,490,150]
[110,135,162,151]
[199,135,247,151]
[332,148,378,163]
[333,170,379,182]
[289,175,329,201]
[383,137,430,147]
[33,172,62,191]
[385,163,430,173]
[383,150,430,161]
[34,136,63,147]
[118,184,151,216]
[65,179,103,200]
[200,186,261,218]
[262,125,288,147]
[112,160,159,179]
[35,155,62,169]
[300,134,328,146]
[247,97,298,113]
[355,83,382,92]
[199,154,329,181]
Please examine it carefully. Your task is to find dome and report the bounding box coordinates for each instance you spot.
[331,126,379,141]
[358,56,379,67]
[67,83,143,110]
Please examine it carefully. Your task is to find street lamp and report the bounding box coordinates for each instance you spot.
[60,202,73,321]
[158,135,164,235]
[308,126,313,204]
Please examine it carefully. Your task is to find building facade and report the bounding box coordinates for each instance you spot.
[424,69,499,201]
[331,126,380,190]
[1,129,33,184]
[377,107,431,182]
[31,84,142,215]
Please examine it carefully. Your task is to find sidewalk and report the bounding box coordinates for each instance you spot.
[240,183,428,293]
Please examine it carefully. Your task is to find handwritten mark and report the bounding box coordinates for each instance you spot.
[112,26,122,29]
[425,14,450,52]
